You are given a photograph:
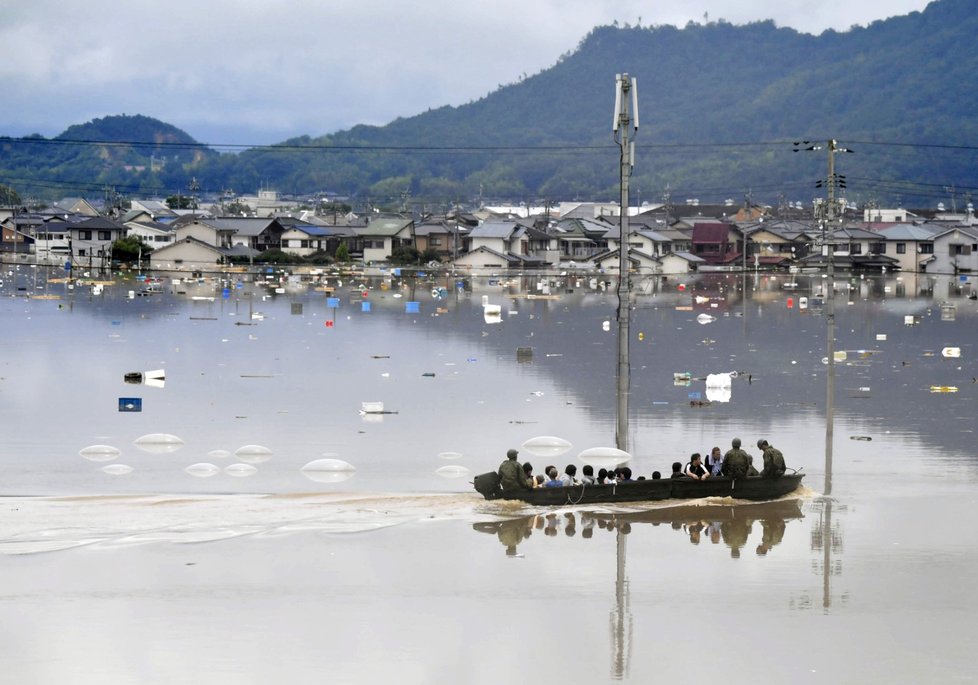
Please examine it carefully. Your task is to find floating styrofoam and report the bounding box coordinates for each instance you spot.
[435,465,470,479]
[225,463,258,477]
[133,433,185,454]
[521,436,573,458]
[577,446,631,470]
[438,451,463,460]
[185,463,221,478]
[233,444,273,464]
[300,458,356,483]
[79,445,121,462]
[101,464,133,475]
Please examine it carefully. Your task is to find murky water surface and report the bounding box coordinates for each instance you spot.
[1,267,976,683]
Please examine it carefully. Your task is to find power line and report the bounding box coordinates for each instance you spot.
[4,135,978,154]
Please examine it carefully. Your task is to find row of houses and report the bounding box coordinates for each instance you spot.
[2,198,977,274]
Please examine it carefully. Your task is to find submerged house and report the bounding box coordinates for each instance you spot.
[691,222,740,266]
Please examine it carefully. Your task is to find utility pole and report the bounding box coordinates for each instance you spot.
[793,138,852,495]
[613,73,638,455]
[189,177,200,219]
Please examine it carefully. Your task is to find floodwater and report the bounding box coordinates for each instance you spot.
[1,265,976,683]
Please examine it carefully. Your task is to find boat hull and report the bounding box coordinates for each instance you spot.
[473,472,805,505]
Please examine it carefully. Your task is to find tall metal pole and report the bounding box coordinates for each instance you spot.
[824,140,837,496]
[611,73,637,681]
[614,73,638,454]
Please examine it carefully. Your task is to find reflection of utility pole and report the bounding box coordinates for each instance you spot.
[613,72,638,454]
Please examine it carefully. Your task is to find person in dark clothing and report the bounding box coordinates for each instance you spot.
[670,461,684,478]
[498,448,531,491]
[684,453,710,480]
[757,439,787,478]
[721,438,750,479]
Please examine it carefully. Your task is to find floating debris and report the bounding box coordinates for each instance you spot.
[133,433,184,454]
[118,397,142,412]
[185,463,221,478]
[300,458,355,483]
[942,347,961,358]
[225,463,258,477]
[577,446,631,470]
[207,449,232,459]
[930,386,959,393]
[438,451,463,460]
[101,464,133,475]
[850,436,873,441]
[233,444,273,464]
[521,436,573,458]
[696,313,716,325]
[435,465,470,479]
[79,444,121,462]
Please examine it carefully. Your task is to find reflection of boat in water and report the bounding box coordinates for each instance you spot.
[473,471,805,505]
[473,498,803,558]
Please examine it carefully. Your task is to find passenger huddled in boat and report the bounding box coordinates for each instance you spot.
[544,466,563,488]
[705,446,724,476]
[618,467,633,482]
[757,439,787,478]
[684,452,710,480]
[522,462,535,485]
[651,471,661,480]
[721,438,750,479]
[498,448,532,492]
[670,461,684,478]
[559,464,579,486]
[597,468,609,484]
[746,455,760,477]
[580,464,595,485]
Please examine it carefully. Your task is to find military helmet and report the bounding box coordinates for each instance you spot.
[507,448,519,459]
[732,437,741,448]
[757,439,766,449]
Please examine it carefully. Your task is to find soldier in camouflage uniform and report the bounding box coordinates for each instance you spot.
[757,439,786,478]
[721,437,750,479]
[498,448,531,492]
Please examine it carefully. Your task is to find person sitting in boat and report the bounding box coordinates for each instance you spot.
[721,438,750,479]
[746,455,760,477]
[619,467,633,482]
[522,462,536,487]
[684,453,710,480]
[757,439,787,478]
[498,448,532,492]
[580,464,595,485]
[559,464,580,486]
[670,461,685,478]
[705,446,724,476]
[597,468,609,484]
[544,466,563,488]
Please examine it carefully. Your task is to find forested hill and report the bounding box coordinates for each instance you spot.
[2,0,977,209]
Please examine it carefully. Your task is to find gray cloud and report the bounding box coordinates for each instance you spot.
[0,0,931,145]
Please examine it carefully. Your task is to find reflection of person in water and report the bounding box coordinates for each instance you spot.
[687,521,705,545]
[756,516,787,555]
[721,514,753,558]
[494,516,534,556]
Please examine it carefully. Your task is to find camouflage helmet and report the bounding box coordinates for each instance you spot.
[732,437,741,448]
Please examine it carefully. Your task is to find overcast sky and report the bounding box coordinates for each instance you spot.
[0,0,932,146]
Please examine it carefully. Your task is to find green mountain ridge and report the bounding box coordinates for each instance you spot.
[2,0,976,209]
